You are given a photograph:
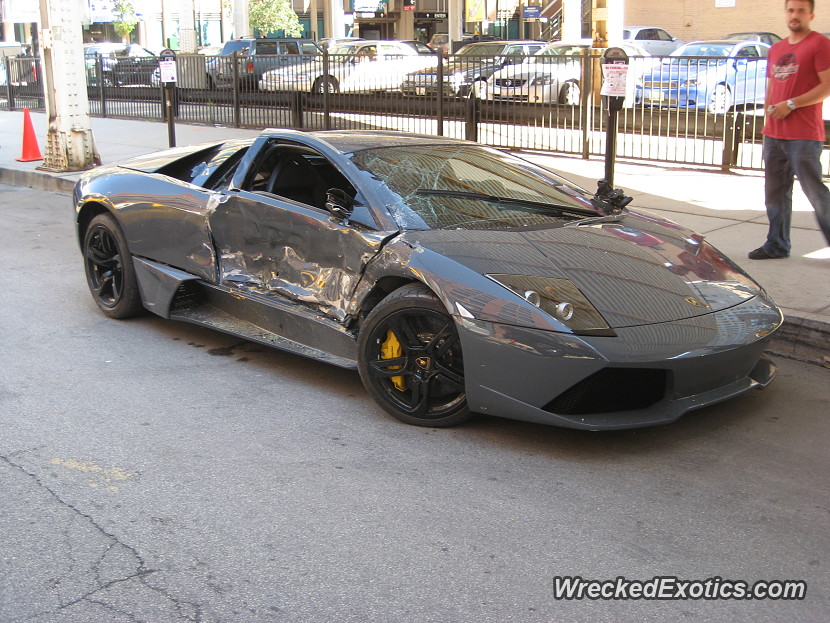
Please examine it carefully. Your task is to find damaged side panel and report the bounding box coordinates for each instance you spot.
[208,191,390,322]
[105,173,219,283]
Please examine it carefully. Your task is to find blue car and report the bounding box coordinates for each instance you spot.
[638,40,770,114]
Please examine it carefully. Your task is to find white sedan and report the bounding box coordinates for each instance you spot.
[259,40,438,93]
[484,42,652,105]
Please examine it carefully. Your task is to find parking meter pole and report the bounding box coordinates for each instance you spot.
[599,47,630,194]
[165,84,176,147]
[604,105,618,188]
[158,49,177,147]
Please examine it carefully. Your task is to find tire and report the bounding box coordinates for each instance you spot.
[82,213,144,319]
[357,283,471,427]
[467,80,485,99]
[313,76,339,94]
[559,81,581,106]
[708,84,732,114]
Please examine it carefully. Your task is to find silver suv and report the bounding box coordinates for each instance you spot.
[206,38,322,89]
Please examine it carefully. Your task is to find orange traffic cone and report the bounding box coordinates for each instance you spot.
[16,108,43,162]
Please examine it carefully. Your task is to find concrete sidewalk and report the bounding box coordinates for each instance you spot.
[1,110,827,363]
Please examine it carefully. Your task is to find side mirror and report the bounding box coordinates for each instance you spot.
[326,188,354,220]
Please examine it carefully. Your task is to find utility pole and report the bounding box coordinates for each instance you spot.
[38,0,100,171]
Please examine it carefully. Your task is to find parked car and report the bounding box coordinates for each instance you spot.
[74,129,781,430]
[401,40,545,98]
[723,31,782,46]
[205,38,322,89]
[638,40,770,114]
[258,40,438,93]
[485,41,651,105]
[623,26,685,56]
[319,37,364,50]
[84,43,158,87]
[400,40,437,55]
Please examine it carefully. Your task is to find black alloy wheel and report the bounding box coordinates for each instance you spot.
[83,213,144,319]
[358,283,471,427]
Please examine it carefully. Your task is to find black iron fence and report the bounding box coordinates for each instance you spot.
[2,50,826,174]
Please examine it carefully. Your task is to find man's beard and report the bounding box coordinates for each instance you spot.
[789,20,805,32]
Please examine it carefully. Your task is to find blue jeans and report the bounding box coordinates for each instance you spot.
[763,137,830,256]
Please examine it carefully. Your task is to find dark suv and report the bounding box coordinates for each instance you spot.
[401,40,544,98]
[206,38,322,89]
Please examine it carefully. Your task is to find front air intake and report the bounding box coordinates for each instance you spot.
[543,368,668,415]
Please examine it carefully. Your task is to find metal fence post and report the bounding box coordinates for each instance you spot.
[323,49,331,131]
[721,112,744,172]
[580,50,592,160]
[436,52,444,136]
[291,91,304,129]
[5,57,15,110]
[465,96,479,142]
[96,56,107,117]
[232,51,241,128]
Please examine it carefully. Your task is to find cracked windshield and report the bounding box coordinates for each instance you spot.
[349,145,596,230]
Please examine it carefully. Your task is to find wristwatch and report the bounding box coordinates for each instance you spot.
[787,98,797,111]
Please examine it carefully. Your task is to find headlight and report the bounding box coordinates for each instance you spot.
[487,274,615,336]
[530,76,553,86]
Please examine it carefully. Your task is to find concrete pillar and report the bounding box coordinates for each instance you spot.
[607,0,624,44]
[307,0,319,39]
[37,0,100,171]
[449,0,463,44]
[233,0,250,37]
[399,2,414,40]
[562,0,581,41]
[178,0,197,52]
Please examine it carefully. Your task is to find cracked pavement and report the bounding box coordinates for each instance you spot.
[1,185,829,622]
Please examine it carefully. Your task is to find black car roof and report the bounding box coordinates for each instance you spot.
[260,129,470,154]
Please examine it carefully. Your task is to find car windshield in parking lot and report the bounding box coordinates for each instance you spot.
[348,143,594,229]
[672,43,733,58]
[453,43,511,58]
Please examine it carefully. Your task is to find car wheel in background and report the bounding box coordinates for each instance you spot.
[83,213,145,319]
[708,83,732,114]
[313,76,339,94]
[559,81,581,105]
[468,79,486,99]
[358,283,471,427]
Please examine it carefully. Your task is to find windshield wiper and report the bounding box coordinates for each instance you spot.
[414,189,597,218]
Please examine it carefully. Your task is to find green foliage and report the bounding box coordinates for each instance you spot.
[248,0,303,38]
[113,0,139,41]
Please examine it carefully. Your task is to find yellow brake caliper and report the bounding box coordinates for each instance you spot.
[380,330,407,392]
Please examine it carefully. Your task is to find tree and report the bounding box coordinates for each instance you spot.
[249,0,304,38]
[113,0,140,43]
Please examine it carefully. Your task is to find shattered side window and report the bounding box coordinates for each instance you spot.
[349,144,596,230]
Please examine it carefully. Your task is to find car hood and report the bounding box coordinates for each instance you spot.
[403,214,760,328]
[409,60,499,75]
[492,63,576,80]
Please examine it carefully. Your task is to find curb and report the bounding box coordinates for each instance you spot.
[0,167,78,194]
[2,165,828,367]
[769,313,830,366]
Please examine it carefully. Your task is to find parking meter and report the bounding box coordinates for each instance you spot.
[159,49,177,147]
[601,47,629,111]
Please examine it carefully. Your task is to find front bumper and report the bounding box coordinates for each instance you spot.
[458,293,782,430]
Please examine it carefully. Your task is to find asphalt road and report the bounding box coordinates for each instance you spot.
[1,184,828,623]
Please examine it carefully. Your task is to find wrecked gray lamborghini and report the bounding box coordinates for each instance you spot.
[74,129,782,430]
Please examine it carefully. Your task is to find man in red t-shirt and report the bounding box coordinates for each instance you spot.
[750,0,830,259]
